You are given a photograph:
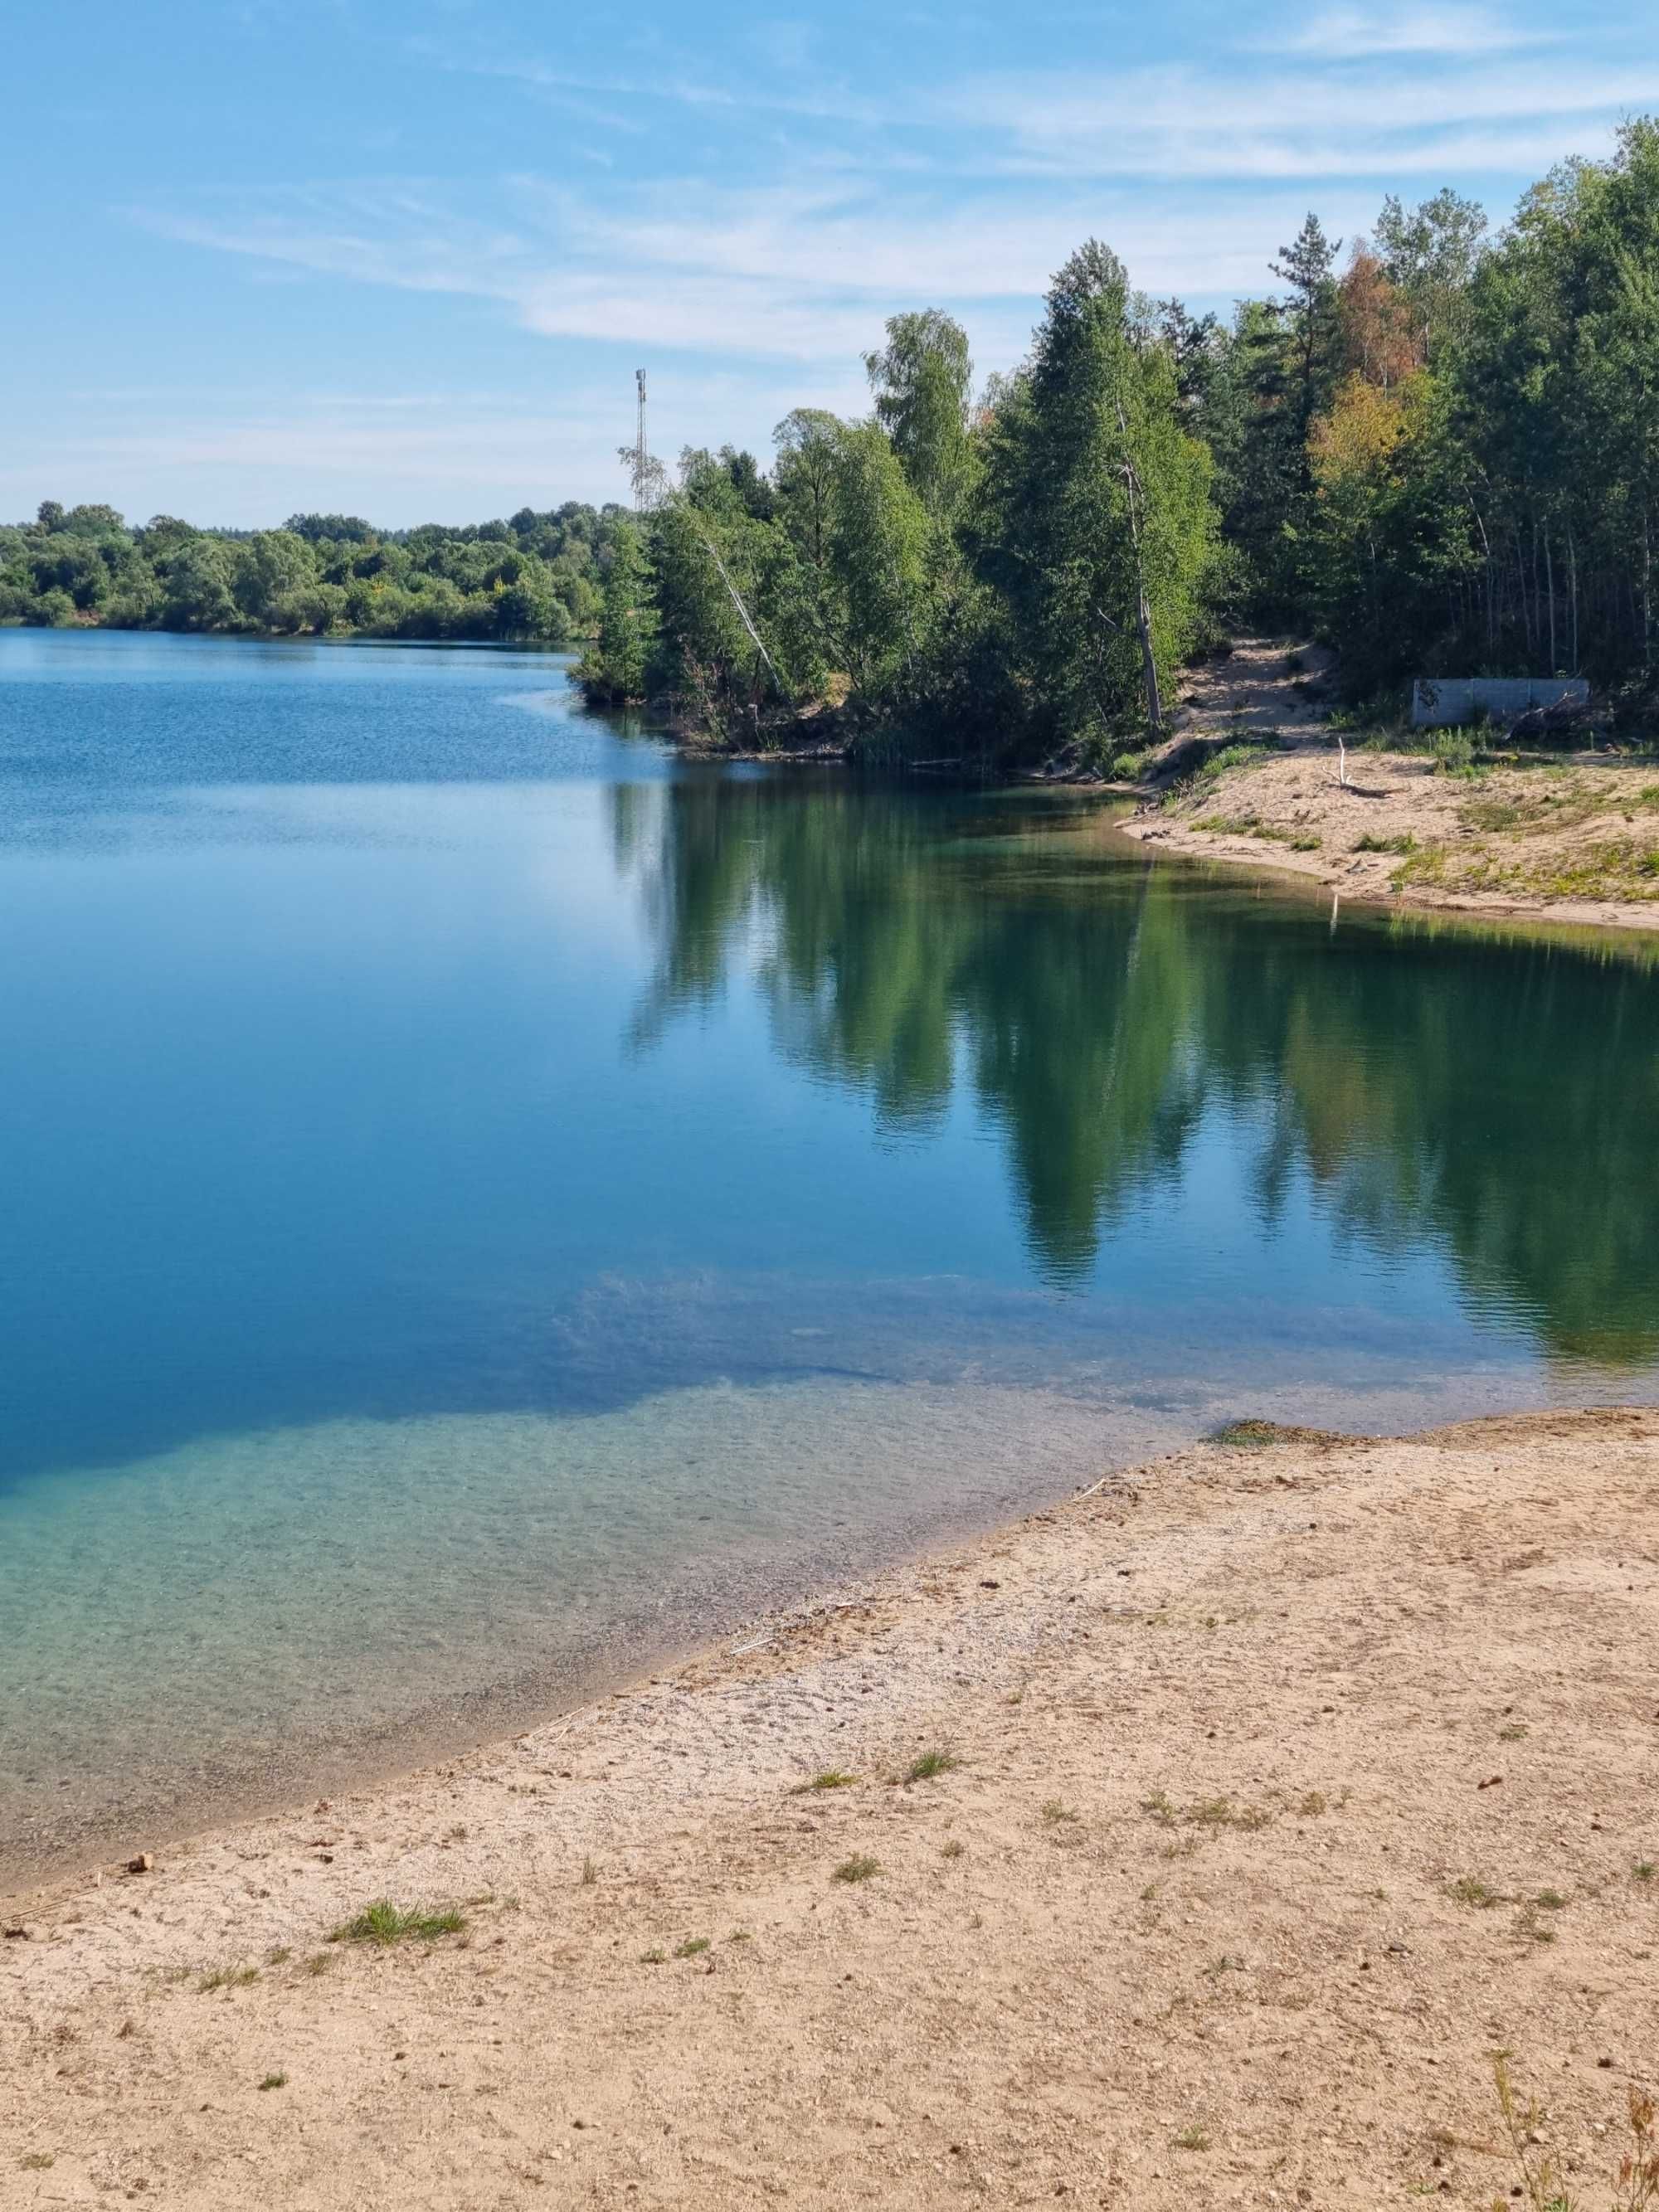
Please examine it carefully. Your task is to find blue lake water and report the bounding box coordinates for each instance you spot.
[3,628,1657,1880]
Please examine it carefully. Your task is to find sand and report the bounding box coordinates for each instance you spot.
[1121,644,1659,936]
[3,1407,1657,2207]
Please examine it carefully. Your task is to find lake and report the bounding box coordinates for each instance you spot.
[3,627,1657,1882]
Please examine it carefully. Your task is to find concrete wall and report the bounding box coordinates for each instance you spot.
[1410,677,1591,728]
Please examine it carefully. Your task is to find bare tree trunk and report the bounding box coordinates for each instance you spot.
[1545,530,1556,673]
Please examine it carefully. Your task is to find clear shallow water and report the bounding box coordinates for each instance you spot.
[4,629,1657,1878]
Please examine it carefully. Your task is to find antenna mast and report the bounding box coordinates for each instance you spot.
[634,368,649,513]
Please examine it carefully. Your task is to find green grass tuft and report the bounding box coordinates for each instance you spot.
[792,1769,857,1794]
[903,1747,961,1785]
[328,1900,466,1947]
[256,2072,288,2092]
[831,1853,882,1884]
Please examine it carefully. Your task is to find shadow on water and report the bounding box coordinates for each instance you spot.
[615,774,1659,1365]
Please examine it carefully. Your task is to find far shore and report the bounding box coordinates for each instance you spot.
[5,1406,1656,2209]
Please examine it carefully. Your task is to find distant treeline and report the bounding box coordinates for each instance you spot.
[580,119,1659,766]
[0,503,632,644]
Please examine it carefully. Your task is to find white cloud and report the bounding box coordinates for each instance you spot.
[1263,4,1550,56]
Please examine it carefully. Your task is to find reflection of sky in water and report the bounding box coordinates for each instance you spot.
[2,630,1657,1874]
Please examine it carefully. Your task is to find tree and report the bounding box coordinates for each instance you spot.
[1271,214,1345,471]
[863,311,975,519]
[1374,187,1488,361]
[578,519,654,702]
[975,241,1219,750]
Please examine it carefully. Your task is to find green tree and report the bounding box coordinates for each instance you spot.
[863,311,975,519]
[579,518,654,702]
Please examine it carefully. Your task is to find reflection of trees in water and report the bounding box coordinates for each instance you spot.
[616,778,1659,1360]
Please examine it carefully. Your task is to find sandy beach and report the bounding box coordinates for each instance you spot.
[3,1407,1656,2207]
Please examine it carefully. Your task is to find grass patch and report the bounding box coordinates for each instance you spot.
[1297,1791,1328,1818]
[1171,2123,1212,2151]
[639,1946,667,1965]
[1448,1874,1503,1908]
[1142,1790,1271,1834]
[831,1853,882,1884]
[328,1900,466,1947]
[580,1855,598,1886]
[673,1937,710,1959]
[1353,830,1417,855]
[1391,842,1450,888]
[1534,1889,1568,1910]
[792,1769,857,1794]
[1498,1722,1529,1742]
[1041,1798,1081,1827]
[266,1946,291,1966]
[940,1839,965,1860]
[1206,1418,1282,1451]
[1635,1861,1655,1883]
[19,2155,55,2171]
[199,1964,260,1993]
[304,1952,334,1976]
[903,1747,961,1785]
[256,2072,288,2092]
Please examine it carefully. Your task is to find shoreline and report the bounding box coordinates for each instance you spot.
[1121,741,1659,938]
[6,1406,1656,2207]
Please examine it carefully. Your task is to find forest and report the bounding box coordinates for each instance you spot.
[8,120,1658,768]
[582,119,1659,766]
[0,503,625,646]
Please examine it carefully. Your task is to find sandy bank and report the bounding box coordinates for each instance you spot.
[4,1408,1657,2207]
[1123,740,1659,937]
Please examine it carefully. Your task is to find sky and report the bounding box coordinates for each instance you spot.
[4,0,1654,527]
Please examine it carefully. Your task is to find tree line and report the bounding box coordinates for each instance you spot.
[0,503,630,644]
[583,119,1659,763]
[9,120,1657,753]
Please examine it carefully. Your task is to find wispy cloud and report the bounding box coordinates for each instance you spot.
[1262,4,1551,56]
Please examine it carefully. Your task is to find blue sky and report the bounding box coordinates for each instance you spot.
[5,0,1653,527]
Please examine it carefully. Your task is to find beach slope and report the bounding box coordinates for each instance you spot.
[4,1409,1657,2207]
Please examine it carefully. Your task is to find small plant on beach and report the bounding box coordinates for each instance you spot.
[1206,1418,1284,1451]
[793,1769,857,1794]
[941,1839,965,1860]
[257,2071,288,2092]
[329,1900,466,1947]
[903,1747,961,1785]
[304,1952,333,1976]
[1141,1788,1271,1835]
[673,1937,710,1959]
[1494,2055,1659,2210]
[1354,830,1417,855]
[832,1853,882,1884]
[1500,1722,1530,1742]
[1172,2122,1212,2151]
[266,1946,291,1966]
[1635,1862,1655,1884]
[1535,1889,1568,1911]
[199,1963,260,1993]
[580,1855,598,1886]
[639,1946,667,1965]
[1042,1798,1081,1827]
[1449,1874,1503,1909]
[19,2155,55,2171]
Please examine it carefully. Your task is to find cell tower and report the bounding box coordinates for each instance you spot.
[634,368,649,513]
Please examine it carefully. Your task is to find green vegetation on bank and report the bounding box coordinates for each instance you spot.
[581,119,1659,765]
[0,503,629,644]
[11,121,1659,755]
